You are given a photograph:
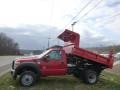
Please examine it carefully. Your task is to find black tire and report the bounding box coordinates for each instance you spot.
[19,71,36,87]
[83,70,98,84]
[73,70,84,80]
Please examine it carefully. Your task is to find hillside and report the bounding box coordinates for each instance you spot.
[86,45,120,54]
[20,50,43,55]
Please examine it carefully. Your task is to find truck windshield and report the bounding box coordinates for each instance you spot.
[38,49,51,58]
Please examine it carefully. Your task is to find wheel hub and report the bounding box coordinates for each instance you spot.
[22,74,33,86]
[88,73,96,83]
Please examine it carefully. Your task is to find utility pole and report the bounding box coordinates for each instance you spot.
[48,34,51,48]
[48,37,50,48]
[57,39,60,45]
[71,21,77,31]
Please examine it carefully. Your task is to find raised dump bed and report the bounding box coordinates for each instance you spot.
[58,29,114,68]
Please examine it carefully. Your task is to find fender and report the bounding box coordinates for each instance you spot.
[15,62,40,78]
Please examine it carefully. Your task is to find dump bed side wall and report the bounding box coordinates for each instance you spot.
[63,45,113,68]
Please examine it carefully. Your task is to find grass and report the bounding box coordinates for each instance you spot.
[0,72,120,90]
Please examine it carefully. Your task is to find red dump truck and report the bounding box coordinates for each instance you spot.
[11,29,114,86]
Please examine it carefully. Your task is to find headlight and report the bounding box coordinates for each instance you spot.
[14,61,20,69]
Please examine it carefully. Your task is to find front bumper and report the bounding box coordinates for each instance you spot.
[11,60,17,80]
[11,69,17,80]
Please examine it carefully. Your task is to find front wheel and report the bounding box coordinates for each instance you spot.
[19,71,36,87]
[83,70,98,84]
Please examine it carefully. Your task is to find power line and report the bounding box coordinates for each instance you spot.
[70,0,94,23]
[98,13,120,23]
[82,13,120,32]
[48,0,55,48]
[65,0,94,28]
[99,13,120,25]
[86,12,120,25]
[72,0,104,26]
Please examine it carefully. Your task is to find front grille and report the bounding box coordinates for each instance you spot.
[12,60,15,69]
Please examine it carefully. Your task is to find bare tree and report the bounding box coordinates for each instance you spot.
[0,32,20,55]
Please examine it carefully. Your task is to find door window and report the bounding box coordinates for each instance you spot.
[48,50,61,60]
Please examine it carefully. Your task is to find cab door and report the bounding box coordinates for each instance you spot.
[40,50,67,76]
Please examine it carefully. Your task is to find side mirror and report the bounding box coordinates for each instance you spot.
[43,55,49,60]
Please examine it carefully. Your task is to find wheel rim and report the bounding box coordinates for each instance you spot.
[88,73,96,83]
[21,74,33,86]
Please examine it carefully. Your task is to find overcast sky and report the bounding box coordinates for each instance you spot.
[0,0,120,49]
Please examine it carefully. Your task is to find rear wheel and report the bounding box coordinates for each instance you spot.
[83,69,98,84]
[19,71,36,86]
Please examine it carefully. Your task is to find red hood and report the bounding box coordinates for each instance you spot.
[15,55,40,62]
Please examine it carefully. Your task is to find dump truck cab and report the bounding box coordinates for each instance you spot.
[38,48,67,76]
